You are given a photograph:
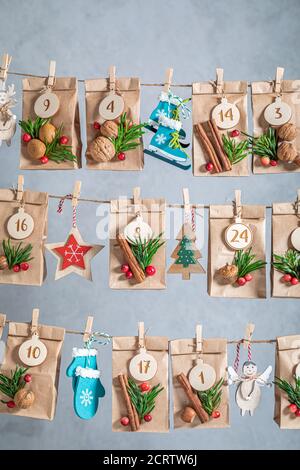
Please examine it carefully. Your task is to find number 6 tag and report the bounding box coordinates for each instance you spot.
[19,332,47,367]
[225,222,253,251]
[34,91,60,118]
[129,347,157,382]
[7,207,34,240]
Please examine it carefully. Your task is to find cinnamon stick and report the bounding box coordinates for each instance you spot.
[195,123,222,173]
[118,374,139,431]
[124,374,140,430]
[209,119,232,171]
[177,372,209,423]
[116,233,146,283]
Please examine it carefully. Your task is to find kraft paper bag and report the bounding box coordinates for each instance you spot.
[109,191,166,289]
[0,188,48,286]
[192,75,249,177]
[112,334,169,433]
[170,337,229,429]
[251,73,300,174]
[209,201,266,298]
[0,320,65,420]
[20,76,82,169]
[272,193,300,298]
[85,76,144,170]
[274,335,300,429]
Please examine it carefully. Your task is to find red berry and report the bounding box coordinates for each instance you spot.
[125,270,133,279]
[282,274,292,283]
[140,382,150,392]
[120,416,130,426]
[93,121,101,130]
[231,129,240,138]
[206,162,214,172]
[59,135,68,145]
[7,401,15,408]
[295,409,300,417]
[145,265,156,276]
[144,414,152,422]
[244,273,253,282]
[40,156,49,164]
[291,277,299,286]
[22,133,32,143]
[212,410,221,419]
[237,277,246,286]
[118,152,126,161]
[20,262,29,271]
[289,403,298,413]
[261,156,270,167]
[121,264,130,273]
[270,159,278,167]
[24,374,32,383]
[13,265,20,273]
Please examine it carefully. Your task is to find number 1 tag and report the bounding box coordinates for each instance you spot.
[99,93,124,120]
[7,207,34,240]
[129,347,157,381]
[34,91,60,118]
[18,332,47,367]
[211,97,240,129]
[189,360,216,391]
[225,222,253,251]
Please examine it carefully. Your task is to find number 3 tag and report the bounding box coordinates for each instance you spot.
[34,91,60,118]
[211,97,240,129]
[19,332,47,367]
[189,360,216,391]
[129,347,157,381]
[99,93,124,120]
[225,222,253,251]
[7,207,34,240]
[264,97,292,126]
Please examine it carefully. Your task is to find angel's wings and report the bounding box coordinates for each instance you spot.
[227,366,240,385]
[256,365,272,386]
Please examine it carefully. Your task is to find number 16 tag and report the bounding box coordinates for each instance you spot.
[19,332,47,367]
[129,347,157,382]
[225,222,253,251]
[7,207,34,240]
[34,91,60,118]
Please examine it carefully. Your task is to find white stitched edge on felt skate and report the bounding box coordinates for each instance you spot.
[158,115,182,131]
[75,366,101,379]
[72,348,98,358]
[159,91,181,106]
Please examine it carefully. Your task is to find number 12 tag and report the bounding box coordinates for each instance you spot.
[34,91,60,118]
[18,332,47,367]
[225,222,253,251]
[129,347,157,381]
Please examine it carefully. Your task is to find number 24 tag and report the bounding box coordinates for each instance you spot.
[225,222,253,250]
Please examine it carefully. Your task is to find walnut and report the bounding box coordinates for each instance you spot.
[216,263,238,284]
[14,389,35,409]
[27,139,46,159]
[277,142,297,162]
[100,120,118,139]
[88,136,115,162]
[277,123,297,142]
[39,123,56,143]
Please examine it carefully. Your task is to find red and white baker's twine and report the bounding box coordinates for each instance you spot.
[233,340,252,373]
[57,194,77,228]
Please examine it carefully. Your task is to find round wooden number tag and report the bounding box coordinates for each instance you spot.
[211,97,240,129]
[34,91,60,118]
[129,348,157,381]
[291,227,300,251]
[189,361,216,391]
[264,97,292,126]
[295,363,300,378]
[99,93,124,120]
[225,222,253,251]
[124,215,153,242]
[18,333,47,367]
[7,207,34,240]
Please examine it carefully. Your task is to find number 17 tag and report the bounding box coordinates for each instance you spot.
[18,332,47,367]
[129,347,157,381]
[34,91,60,118]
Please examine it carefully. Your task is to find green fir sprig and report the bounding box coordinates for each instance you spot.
[274,376,300,409]
[2,239,33,269]
[111,113,145,155]
[127,377,164,420]
[197,378,224,416]
[44,125,76,163]
[234,248,266,278]
[0,366,28,400]
[273,250,300,280]
[128,234,165,271]
[244,128,278,160]
[19,117,49,139]
[222,135,250,165]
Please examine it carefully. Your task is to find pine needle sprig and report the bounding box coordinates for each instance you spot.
[273,250,300,280]
[197,378,224,416]
[274,376,300,409]
[45,125,77,163]
[128,233,165,271]
[0,366,28,400]
[2,239,33,269]
[234,248,266,278]
[111,113,145,154]
[243,128,278,160]
[222,135,250,165]
[127,377,164,419]
[19,117,49,139]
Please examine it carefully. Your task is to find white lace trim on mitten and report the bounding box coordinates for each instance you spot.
[72,347,98,358]
[159,91,181,106]
[159,115,182,131]
[75,366,100,379]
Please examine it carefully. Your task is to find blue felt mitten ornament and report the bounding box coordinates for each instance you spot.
[66,348,98,391]
[74,366,105,420]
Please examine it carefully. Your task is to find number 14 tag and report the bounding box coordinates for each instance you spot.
[211,97,240,129]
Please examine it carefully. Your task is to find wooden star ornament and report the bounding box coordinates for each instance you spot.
[45,227,103,281]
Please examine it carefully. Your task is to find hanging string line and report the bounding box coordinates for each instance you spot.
[84,331,112,349]
[57,194,77,228]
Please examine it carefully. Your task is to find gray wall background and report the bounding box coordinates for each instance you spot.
[0,0,299,450]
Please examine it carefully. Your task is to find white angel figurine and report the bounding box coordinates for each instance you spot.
[0,80,17,146]
[228,361,272,416]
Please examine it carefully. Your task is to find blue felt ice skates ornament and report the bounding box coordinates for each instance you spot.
[66,316,111,420]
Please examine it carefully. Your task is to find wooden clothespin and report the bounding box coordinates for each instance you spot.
[83,316,94,343]
[243,323,255,349]
[133,187,141,215]
[0,54,12,82]
[0,313,6,340]
[47,60,56,88]
[234,189,242,222]
[163,68,173,93]
[109,65,116,92]
[31,308,40,335]
[196,324,203,358]
[183,188,190,216]
[296,189,300,216]
[72,180,82,208]
[215,68,224,95]
[274,67,284,95]
[138,321,145,350]
[16,175,24,202]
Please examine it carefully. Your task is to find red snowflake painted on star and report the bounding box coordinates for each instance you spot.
[54,234,92,270]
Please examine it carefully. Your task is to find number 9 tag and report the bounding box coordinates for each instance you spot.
[225,222,253,251]
[18,332,47,367]
[7,207,34,240]
[99,93,124,120]
[189,360,216,391]
[211,97,240,129]
[34,91,60,118]
[129,347,157,382]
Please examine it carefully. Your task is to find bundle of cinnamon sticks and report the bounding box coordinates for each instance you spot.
[195,119,232,173]
[177,372,209,423]
[118,373,140,431]
[116,233,146,283]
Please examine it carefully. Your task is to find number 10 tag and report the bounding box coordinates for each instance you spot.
[211,97,240,129]
[18,332,47,367]
[129,347,157,381]
[34,91,60,118]
[7,207,34,240]
[225,222,253,251]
